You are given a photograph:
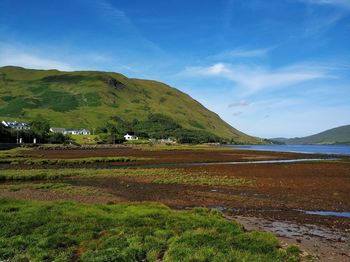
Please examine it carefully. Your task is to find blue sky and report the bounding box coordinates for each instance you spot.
[0,0,349,138]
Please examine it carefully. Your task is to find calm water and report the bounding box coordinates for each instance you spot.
[304,211,350,218]
[225,144,350,156]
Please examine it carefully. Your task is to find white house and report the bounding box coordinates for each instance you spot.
[124,133,138,140]
[50,128,91,135]
[50,128,66,134]
[1,120,30,130]
[65,128,91,135]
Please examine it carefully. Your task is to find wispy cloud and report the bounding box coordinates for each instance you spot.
[93,0,135,30]
[232,111,243,116]
[182,62,334,94]
[228,100,250,108]
[88,0,166,54]
[296,0,350,37]
[210,47,273,60]
[298,0,350,9]
[303,11,345,36]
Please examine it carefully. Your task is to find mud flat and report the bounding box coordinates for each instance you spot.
[232,215,350,262]
[1,146,349,260]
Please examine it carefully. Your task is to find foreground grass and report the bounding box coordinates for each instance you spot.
[0,168,253,187]
[0,198,299,261]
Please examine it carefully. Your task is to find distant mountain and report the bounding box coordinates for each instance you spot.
[271,125,350,145]
[0,66,260,143]
[269,137,288,143]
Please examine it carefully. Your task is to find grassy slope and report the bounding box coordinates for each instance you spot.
[287,124,350,144]
[0,66,259,143]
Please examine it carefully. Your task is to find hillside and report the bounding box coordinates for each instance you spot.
[276,125,350,145]
[0,66,259,143]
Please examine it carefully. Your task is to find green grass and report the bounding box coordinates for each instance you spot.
[70,134,98,145]
[124,139,151,144]
[135,143,231,151]
[0,66,259,143]
[0,148,27,159]
[1,182,104,196]
[0,156,149,166]
[0,198,300,261]
[0,168,254,188]
[154,174,252,187]
[0,168,181,181]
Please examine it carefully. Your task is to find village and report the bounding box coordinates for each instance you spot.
[0,120,176,144]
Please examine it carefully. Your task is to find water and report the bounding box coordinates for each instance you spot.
[304,211,350,218]
[208,206,350,219]
[225,144,350,156]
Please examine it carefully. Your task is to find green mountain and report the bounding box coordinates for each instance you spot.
[0,66,259,143]
[282,125,350,145]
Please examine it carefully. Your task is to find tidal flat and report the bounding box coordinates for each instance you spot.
[0,145,349,261]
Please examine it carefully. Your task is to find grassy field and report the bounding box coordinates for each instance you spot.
[71,134,98,145]
[0,156,149,166]
[0,182,104,197]
[0,198,300,261]
[135,143,231,151]
[0,148,151,165]
[0,168,254,188]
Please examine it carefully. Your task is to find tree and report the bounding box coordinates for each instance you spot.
[0,125,12,143]
[48,133,69,144]
[29,117,50,142]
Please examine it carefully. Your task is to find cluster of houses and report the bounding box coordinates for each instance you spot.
[1,120,92,136]
[49,128,91,135]
[1,120,30,130]
[1,120,140,141]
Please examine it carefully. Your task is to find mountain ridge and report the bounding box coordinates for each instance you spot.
[0,66,260,143]
[271,124,350,145]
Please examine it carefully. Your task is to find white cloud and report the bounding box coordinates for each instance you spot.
[0,42,122,72]
[0,48,74,71]
[182,62,333,94]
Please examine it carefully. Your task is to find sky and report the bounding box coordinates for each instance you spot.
[0,0,349,138]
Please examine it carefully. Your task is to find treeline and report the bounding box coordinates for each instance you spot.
[97,114,223,144]
[1,114,225,145]
[0,118,71,144]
